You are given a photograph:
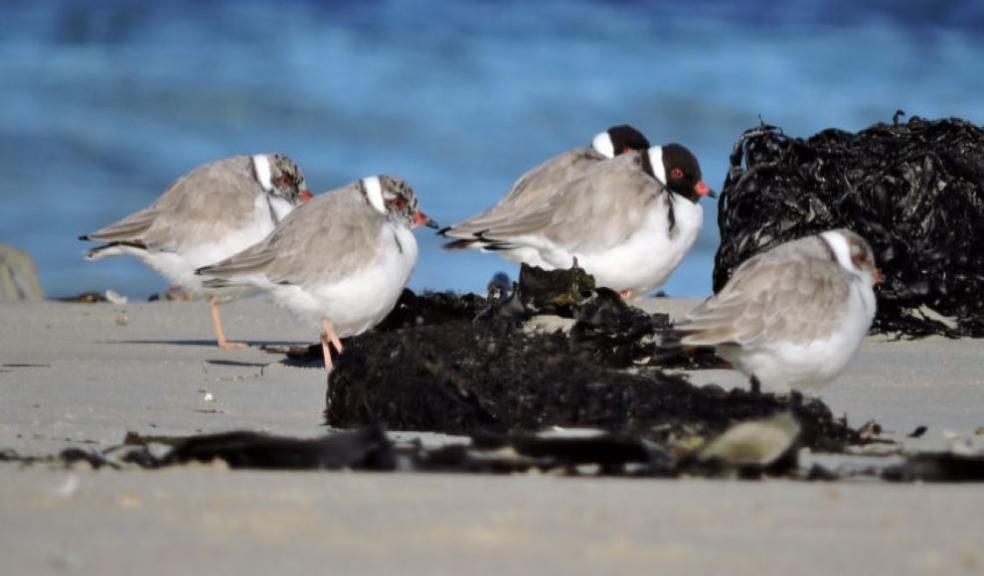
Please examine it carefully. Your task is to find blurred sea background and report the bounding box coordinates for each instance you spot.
[3,0,984,299]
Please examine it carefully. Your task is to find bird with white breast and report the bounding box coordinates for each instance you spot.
[196,175,437,371]
[80,154,312,349]
[674,229,883,395]
[442,142,714,298]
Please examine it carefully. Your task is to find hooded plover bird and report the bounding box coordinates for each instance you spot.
[81,154,311,349]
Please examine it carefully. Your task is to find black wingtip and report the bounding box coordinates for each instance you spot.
[441,238,477,251]
[84,240,148,259]
[78,235,90,241]
[201,277,229,289]
[437,226,452,237]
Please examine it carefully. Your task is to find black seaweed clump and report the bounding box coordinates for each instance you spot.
[9,427,984,482]
[325,266,855,451]
[716,115,984,337]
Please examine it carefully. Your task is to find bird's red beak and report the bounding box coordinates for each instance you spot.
[695,181,716,198]
[873,270,885,285]
[414,210,439,229]
[299,190,313,202]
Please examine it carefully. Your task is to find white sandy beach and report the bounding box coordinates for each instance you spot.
[1,298,983,575]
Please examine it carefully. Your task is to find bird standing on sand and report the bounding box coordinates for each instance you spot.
[674,229,882,395]
[196,175,437,371]
[441,125,650,238]
[442,142,714,298]
[81,154,312,349]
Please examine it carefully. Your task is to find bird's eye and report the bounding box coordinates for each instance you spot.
[671,167,684,179]
[278,175,293,186]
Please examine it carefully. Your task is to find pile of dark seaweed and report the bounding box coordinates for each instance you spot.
[715,114,984,337]
[322,265,854,453]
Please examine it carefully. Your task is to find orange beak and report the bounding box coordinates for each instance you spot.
[873,270,885,285]
[695,181,716,198]
[414,210,439,229]
[299,190,313,202]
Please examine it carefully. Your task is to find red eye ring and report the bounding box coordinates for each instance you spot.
[671,167,684,179]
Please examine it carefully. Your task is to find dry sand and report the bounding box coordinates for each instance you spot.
[1,298,983,575]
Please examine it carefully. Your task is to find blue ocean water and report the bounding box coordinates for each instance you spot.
[2,0,984,299]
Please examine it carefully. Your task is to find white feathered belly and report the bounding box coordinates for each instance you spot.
[137,237,263,300]
[724,282,876,393]
[127,194,284,300]
[270,226,417,336]
[575,197,702,293]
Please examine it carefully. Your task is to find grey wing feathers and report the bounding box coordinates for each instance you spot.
[198,245,278,280]
[83,207,157,242]
[138,157,258,251]
[469,156,656,252]
[196,207,300,286]
[440,207,553,251]
[677,250,850,348]
[200,185,383,288]
[442,147,603,238]
[84,156,259,253]
[465,207,555,241]
[492,147,602,208]
[440,198,558,253]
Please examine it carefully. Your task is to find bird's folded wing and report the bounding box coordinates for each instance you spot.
[200,189,383,287]
[198,245,279,279]
[444,148,602,238]
[84,207,157,242]
[475,164,655,253]
[678,256,850,348]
